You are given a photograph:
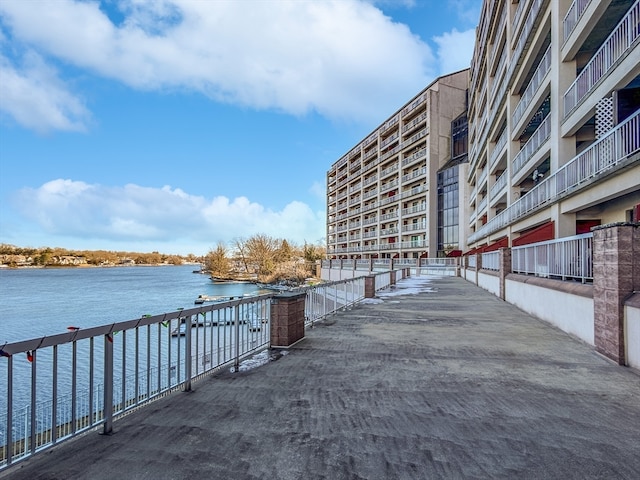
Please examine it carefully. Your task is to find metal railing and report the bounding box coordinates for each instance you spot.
[481,251,500,271]
[512,233,593,283]
[513,45,551,128]
[512,113,551,177]
[563,0,640,117]
[303,276,368,326]
[0,295,273,469]
[563,0,593,43]
[468,108,639,244]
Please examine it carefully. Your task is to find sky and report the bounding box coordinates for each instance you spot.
[0,0,482,256]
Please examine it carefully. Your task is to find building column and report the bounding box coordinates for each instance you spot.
[499,247,512,301]
[270,292,306,348]
[592,223,640,365]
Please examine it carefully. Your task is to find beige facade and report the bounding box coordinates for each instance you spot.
[326,70,469,259]
[466,0,640,250]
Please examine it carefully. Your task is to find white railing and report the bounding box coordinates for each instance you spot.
[507,0,545,85]
[563,0,640,117]
[512,113,551,176]
[563,0,594,43]
[513,45,551,127]
[481,251,500,271]
[489,129,507,171]
[0,296,274,469]
[490,171,508,200]
[512,233,593,283]
[468,108,639,244]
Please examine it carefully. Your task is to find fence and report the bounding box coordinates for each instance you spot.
[0,294,273,469]
[511,233,593,283]
[0,272,395,470]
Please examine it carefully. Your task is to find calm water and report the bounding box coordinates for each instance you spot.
[0,265,267,345]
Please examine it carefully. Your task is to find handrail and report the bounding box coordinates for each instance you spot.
[563,0,640,117]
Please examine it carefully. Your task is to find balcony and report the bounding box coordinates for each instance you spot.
[402,167,427,183]
[512,114,551,178]
[489,130,507,172]
[512,45,551,128]
[402,148,427,167]
[402,184,427,199]
[402,112,428,135]
[403,128,428,149]
[563,0,595,42]
[563,1,640,118]
[490,171,508,201]
[402,204,426,216]
[507,0,546,87]
[402,222,426,232]
[468,108,639,244]
[380,163,399,178]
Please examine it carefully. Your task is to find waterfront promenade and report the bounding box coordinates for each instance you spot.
[3,275,640,479]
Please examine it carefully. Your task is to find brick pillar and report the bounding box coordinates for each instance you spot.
[270,292,306,348]
[364,275,375,298]
[475,253,482,285]
[593,223,640,365]
[499,247,511,301]
[390,270,397,286]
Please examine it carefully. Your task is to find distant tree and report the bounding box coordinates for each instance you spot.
[205,243,231,278]
[245,234,280,279]
[232,237,250,274]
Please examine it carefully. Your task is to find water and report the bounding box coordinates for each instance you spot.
[0,266,271,449]
[0,265,268,345]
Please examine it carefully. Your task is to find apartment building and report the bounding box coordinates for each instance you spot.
[326,70,468,260]
[466,0,640,251]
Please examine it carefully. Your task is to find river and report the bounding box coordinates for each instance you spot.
[0,265,268,345]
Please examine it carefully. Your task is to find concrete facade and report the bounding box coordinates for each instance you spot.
[326,70,469,260]
[466,0,640,251]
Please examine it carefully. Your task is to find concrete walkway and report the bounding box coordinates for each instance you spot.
[3,275,640,480]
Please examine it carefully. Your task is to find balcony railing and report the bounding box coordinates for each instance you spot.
[402,167,427,183]
[563,0,594,43]
[513,45,551,127]
[481,251,500,271]
[512,113,551,177]
[490,171,508,200]
[468,108,639,244]
[563,0,640,117]
[507,0,545,86]
[489,130,507,171]
[402,148,427,167]
[512,233,593,283]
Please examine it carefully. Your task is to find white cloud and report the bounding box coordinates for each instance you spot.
[433,27,476,74]
[0,0,435,129]
[0,50,91,133]
[13,179,326,250]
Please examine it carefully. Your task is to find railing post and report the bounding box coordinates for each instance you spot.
[234,304,240,372]
[499,247,512,301]
[270,292,306,348]
[592,222,640,365]
[184,315,192,391]
[103,333,114,435]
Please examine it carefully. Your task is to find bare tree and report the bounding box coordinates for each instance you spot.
[205,243,231,279]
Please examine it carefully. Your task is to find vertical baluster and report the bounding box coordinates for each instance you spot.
[51,345,57,445]
[184,315,192,392]
[103,333,114,435]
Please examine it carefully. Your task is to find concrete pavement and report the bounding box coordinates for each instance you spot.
[3,275,640,479]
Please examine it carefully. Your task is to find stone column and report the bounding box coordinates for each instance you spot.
[593,223,640,365]
[390,270,397,286]
[270,292,306,348]
[499,247,512,301]
[364,275,376,298]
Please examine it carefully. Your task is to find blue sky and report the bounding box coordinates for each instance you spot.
[0,0,481,256]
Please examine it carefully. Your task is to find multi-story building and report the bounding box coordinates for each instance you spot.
[466,0,640,251]
[326,70,469,260]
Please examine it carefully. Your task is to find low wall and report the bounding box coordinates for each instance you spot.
[477,270,500,296]
[625,294,640,369]
[505,275,594,345]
